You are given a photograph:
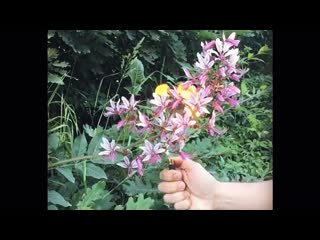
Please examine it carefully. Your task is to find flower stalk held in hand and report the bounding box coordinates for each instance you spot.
[99,32,248,177]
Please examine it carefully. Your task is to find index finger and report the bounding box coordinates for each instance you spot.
[159,169,182,181]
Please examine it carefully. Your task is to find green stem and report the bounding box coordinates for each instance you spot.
[83,160,87,191]
[48,155,95,169]
[103,176,130,198]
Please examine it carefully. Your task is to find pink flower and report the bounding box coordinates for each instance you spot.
[181,80,194,89]
[139,140,165,164]
[208,111,227,136]
[223,32,240,48]
[135,156,144,176]
[117,119,126,129]
[199,71,208,87]
[229,68,248,82]
[195,52,214,71]
[170,112,196,134]
[136,111,153,133]
[150,93,171,117]
[120,95,139,112]
[218,67,227,78]
[104,99,123,117]
[201,40,216,51]
[213,101,224,114]
[183,68,193,79]
[179,151,191,160]
[116,156,138,177]
[186,89,213,115]
[214,84,240,110]
[208,111,216,136]
[213,38,239,61]
[169,87,184,109]
[99,138,120,162]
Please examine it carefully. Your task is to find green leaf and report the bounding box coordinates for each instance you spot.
[83,124,95,137]
[125,194,154,210]
[87,131,104,155]
[104,125,120,140]
[48,205,58,210]
[260,85,267,90]
[76,163,108,179]
[48,132,59,151]
[72,133,88,157]
[48,73,64,85]
[52,61,70,68]
[149,31,160,41]
[56,167,75,183]
[257,45,270,55]
[250,57,265,63]
[224,30,253,37]
[114,205,124,210]
[83,163,108,180]
[247,53,254,59]
[128,58,145,85]
[76,181,106,209]
[48,190,72,207]
[94,194,115,210]
[48,48,58,60]
[197,30,218,40]
[125,30,137,41]
[48,30,55,39]
[123,176,154,196]
[241,80,248,95]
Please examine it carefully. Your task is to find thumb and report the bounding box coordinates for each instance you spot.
[170,157,197,170]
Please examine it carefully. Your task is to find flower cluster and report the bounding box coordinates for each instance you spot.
[99,32,247,177]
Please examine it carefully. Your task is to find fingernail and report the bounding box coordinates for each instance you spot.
[173,172,179,180]
[179,182,184,190]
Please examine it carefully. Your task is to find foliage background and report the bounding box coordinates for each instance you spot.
[48,30,272,210]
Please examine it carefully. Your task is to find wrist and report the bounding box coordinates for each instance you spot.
[212,180,229,210]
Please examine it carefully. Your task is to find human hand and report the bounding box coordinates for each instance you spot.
[158,157,219,210]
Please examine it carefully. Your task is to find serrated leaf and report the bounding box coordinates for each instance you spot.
[104,124,120,140]
[56,167,75,183]
[141,48,158,65]
[149,31,160,41]
[126,194,154,210]
[72,133,88,157]
[84,124,95,137]
[48,190,72,207]
[123,176,154,196]
[76,181,106,209]
[48,73,64,85]
[48,132,59,151]
[114,205,124,210]
[94,194,115,210]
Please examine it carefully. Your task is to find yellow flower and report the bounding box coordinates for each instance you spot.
[185,105,201,119]
[155,84,170,96]
[177,83,196,100]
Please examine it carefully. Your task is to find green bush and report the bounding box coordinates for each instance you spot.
[48,30,272,210]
